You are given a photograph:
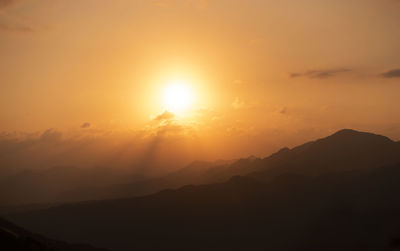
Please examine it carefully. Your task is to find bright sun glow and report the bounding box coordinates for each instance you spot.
[163,80,194,113]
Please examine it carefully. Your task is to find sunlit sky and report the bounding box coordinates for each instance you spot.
[1,0,400,163]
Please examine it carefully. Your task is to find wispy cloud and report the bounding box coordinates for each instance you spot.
[153,110,175,122]
[232,97,245,109]
[81,122,91,129]
[280,107,288,114]
[290,68,351,79]
[0,0,19,10]
[0,0,35,33]
[0,22,33,32]
[231,97,259,110]
[380,69,400,78]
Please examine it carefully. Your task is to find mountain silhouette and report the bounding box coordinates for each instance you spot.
[249,129,400,179]
[8,128,396,206]
[0,217,108,251]
[58,158,242,202]
[6,129,400,251]
[0,165,139,207]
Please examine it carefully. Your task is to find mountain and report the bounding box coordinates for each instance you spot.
[57,158,240,202]
[0,158,240,208]
[0,217,108,251]
[0,165,145,207]
[6,129,398,207]
[6,129,400,251]
[250,129,400,179]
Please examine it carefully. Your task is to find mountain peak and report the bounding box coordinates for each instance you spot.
[333,128,360,135]
[328,129,393,143]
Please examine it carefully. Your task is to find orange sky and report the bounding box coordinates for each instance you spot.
[1,0,400,164]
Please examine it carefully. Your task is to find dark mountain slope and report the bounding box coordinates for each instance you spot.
[7,129,400,250]
[0,217,108,251]
[59,158,241,202]
[0,166,139,207]
[88,129,400,202]
[8,163,400,251]
[251,129,400,179]
[7,129,397,207]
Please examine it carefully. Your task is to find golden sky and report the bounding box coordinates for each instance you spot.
[1,0,400,164]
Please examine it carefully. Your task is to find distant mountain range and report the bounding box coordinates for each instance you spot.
[5,129,400,250]
[61,129,400,202]
[0,165,143,207]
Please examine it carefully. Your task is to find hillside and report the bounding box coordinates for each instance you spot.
[7,129,400,250]
[0,217,108,251]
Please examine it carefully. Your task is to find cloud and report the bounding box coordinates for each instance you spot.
[81,122,91,129]
[231,97,260,110]
[40,128,62,142]
[153,110,175,122]
[0,0,34,33]
[148,110,197,139]
[155,123,187,137]
[0,22,33,32]
[0,125,198,176]
[146,110,189,138]
[0,0,18,9]
[232,97,245,109]
[290,68,351,79]
[380,69,400,78]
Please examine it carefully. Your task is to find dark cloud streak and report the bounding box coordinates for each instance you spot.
[0,0,18,9]
[0,0,34,33]
[290,68,351,79]
[380,69,400,78]
[0,22,33,32]
[81,122,91,129]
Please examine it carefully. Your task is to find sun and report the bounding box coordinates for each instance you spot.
[163,80,194,113]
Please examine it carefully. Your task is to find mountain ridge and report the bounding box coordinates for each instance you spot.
[250,128,400,179]
[7,129,400,250]
[0,217,108,251]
